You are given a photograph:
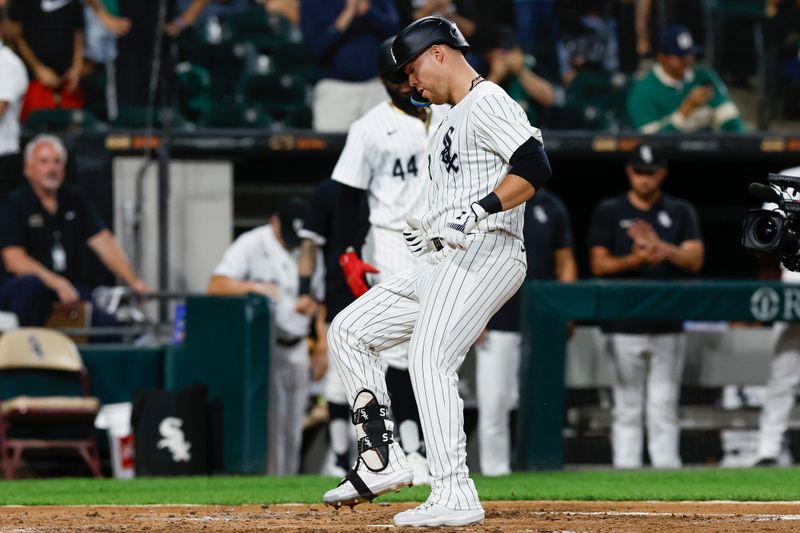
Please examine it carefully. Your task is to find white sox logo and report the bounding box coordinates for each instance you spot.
[440,127,459,173]
[157,417,192,462]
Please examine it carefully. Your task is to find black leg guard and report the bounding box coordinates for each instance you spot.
[351,389,394,472]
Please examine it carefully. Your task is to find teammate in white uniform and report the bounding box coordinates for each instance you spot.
[209,198,324,475]
[323,37,446,484]
[754,165,800,466]
[322,17,551,527]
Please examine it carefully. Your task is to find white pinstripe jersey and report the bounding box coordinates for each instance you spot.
[421,81,543,241]
[332,101,447,231]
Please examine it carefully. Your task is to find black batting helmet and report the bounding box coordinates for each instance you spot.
[389,16,470,83]
[378,36,397,80]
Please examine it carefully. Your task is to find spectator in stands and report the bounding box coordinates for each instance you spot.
[765,0,800,120]
[5,0,85,122]
[557,0,619,87]
[82,1,132,120]
[115,0,210,108]
[0,34,27,199]
[0,135,149,328]
[208,197,324,475]
[752,165,800,467]
[301,0,399,132]
[627,25,745,133]
[588,144,703,469]
[482,26,563,126]
[514,0,559,53]
[475,187,576,476]
[395,0,477,40]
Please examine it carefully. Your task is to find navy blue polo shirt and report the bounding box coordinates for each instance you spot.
[0,182,106,285]
[587,192,702,334]
[489,190,574,332]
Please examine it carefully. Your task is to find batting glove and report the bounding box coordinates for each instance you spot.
[339,248,379,297]
[443,202,489,249]
[402,217,433,258]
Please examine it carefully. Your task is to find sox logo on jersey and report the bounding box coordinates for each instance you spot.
[440,127,459,173]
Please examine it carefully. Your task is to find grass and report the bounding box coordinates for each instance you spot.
[1,469,800,506]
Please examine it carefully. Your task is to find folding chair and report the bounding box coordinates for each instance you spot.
[0,328,101,478]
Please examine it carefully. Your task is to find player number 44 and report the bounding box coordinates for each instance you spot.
[392,155,418,180]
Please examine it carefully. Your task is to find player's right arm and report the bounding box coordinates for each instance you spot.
[330,118,379,296]
[587,199,647,276]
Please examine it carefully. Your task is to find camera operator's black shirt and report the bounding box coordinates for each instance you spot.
[489,190,574,332]
[0,182,106,285]
[587,192,702,334]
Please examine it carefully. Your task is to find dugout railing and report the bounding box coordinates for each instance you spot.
[517,280,800,471]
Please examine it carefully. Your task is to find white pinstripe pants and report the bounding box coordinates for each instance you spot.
[328,233,526,510]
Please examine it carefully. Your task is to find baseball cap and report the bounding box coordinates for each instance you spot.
[628,144,667,173]
[659,25,702,57]
[277,196,308,249]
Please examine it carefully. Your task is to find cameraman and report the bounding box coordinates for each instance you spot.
[588,144,704,468]
[753,165,800,466]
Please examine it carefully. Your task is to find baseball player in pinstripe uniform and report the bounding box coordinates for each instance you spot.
[322,16,552,527]
[300,38,447,483]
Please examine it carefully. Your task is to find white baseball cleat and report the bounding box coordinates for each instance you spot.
[406,451,430,485]
[323,463,413,509]
[324,442,413,508]
[393,501,485,527]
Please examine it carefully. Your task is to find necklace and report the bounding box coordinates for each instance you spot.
[469,75,483,91]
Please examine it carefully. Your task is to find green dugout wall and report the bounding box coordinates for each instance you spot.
[79,295,271,475]
[517,280,800,471]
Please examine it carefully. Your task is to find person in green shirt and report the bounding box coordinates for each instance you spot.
[627,25,746,133]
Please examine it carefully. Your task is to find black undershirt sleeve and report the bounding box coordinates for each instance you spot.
[509,138,552,191]
[334,183,367,255]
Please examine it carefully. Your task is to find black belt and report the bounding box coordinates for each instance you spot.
[431,237,444,251]
[276,336,304,347]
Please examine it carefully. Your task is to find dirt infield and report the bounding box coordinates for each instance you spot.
[2,501,800,532]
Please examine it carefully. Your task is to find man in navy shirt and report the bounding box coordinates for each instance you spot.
[300,0,399,132]
[587,144,704,469]
[474,188,577,476]
[0,135,148,328]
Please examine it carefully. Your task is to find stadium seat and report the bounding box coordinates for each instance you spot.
[199,102,272,129]
[174,62,214,121]
[24,109,104,134]
[221,8,296,52]
[0,328,101,479]
[559,70,629,130]
[176,15,231,50]
[112,106,192,130]
[236,72,309,125]
[187,42,258,102]
[270,42,318,81]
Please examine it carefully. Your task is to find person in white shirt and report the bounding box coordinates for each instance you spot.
[208,197,325,475]
[0,38,28,199]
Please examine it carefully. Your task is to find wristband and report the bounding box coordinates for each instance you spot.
[477,192,502,215]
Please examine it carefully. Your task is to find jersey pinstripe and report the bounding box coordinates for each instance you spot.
[421,81,543,240]
[332,102,447,231]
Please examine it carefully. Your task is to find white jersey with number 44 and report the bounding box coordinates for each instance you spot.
[332,102,447,231]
